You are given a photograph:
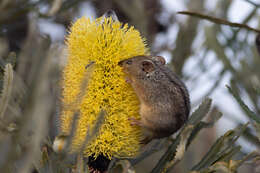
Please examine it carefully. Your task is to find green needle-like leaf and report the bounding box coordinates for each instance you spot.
[226,85,260,123]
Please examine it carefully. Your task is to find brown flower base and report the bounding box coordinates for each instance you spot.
[88,155,110,173]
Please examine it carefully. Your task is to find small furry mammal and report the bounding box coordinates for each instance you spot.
[118,55,190,144]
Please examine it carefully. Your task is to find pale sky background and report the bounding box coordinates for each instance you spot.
[38,0,259,151]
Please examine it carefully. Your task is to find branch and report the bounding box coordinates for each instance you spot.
[178,11,260,33]
[243,0,260,8]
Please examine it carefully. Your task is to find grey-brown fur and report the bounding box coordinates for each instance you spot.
[118,55,190,143]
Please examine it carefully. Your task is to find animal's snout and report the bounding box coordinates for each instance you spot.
[118,60,125,67]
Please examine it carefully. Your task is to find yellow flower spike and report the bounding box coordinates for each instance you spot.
[60,17,149,159]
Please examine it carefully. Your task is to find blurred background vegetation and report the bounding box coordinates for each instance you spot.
[0,0,260,172]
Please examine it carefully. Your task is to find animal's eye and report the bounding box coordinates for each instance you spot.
[126,60,132,65]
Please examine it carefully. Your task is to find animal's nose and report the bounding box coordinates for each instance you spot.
[118,60,124,67]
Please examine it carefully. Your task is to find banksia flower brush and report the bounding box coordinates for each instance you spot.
[60,16,149,159]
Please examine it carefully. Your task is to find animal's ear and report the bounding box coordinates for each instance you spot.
[141,60,155,73]
[152,56,166,65]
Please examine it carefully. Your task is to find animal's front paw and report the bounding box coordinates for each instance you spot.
[128,117,143,126]
[125,76,132,83]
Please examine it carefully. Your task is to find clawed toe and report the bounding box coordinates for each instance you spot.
[128,117,142,126]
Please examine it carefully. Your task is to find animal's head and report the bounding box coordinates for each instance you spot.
[118,55,165,80]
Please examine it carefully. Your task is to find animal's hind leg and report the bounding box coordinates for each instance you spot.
[128,117,155,144]
[140,135,153,144]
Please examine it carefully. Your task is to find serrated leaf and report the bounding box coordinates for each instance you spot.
[175,125,194,161]
[255,86,260,95]
[208,161,234,173]
[253,122,260,142]
[205,152,260,173]
[187,98,212,125]
[151,98,212,173]
[164,125,194,173]
[109,160,135,173]
[6,52,16,67]
[191,123,248,171]
[215,146,241,162]
[0,63,13,119]
[187,107,222,147]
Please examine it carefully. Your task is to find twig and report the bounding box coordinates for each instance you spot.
[243,0,260,8]
[47,0,63,16]
[178,11,260,33]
